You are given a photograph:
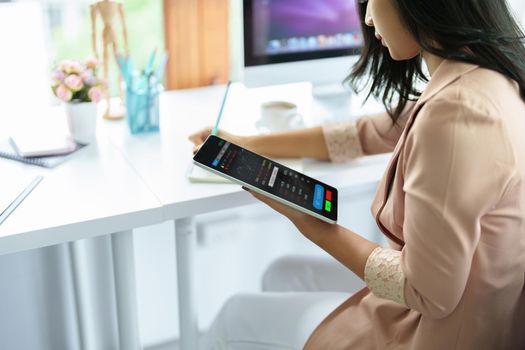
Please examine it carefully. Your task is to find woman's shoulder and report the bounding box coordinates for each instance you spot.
[407,71,520,170]
[414,85,500,133]
[437,67,521,120]
[416,66,522,128]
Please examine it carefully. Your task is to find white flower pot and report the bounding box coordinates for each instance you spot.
[65,102,97,144]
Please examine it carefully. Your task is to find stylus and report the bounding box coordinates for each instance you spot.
[211,80,232,136]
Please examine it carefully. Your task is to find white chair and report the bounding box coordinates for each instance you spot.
[262,254,364,293]
[202,255,363,350]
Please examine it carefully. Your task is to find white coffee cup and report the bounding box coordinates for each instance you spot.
[257,101,304,133]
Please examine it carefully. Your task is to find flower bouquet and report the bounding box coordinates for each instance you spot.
[52,57,105,103]
[51,58,106,144]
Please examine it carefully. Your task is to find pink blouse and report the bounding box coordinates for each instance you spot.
[305,60,525,350]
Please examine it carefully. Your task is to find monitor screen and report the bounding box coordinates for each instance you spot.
[244,0,363,67]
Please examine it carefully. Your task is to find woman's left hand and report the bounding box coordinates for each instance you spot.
[242,187,331,239]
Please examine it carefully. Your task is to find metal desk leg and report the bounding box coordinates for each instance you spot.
[111,230,142,350]
[174,217,199,350]
[69,239,109,350]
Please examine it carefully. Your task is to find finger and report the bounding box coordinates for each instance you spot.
[191,130,206,141]
[243,187,283,209]
[188,127,212,143]
[192,144,202,155]
[188,134,200,143]
[188,130,201,141]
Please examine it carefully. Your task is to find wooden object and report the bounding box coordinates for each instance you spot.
[163,0,229,90]
[91,0,129,119]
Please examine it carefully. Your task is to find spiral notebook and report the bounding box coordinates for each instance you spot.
[0,139,85,168]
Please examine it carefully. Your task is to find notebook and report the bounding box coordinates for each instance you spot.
[10,133,77,157]
[187,158,304,183]
[0,139,85,168]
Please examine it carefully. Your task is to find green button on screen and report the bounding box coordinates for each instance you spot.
[325,200,331,212]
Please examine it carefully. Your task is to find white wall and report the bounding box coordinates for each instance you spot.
[508,0,525,25]
[0,2,51,136]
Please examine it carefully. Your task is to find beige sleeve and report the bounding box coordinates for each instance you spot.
[322,121,363,162]
[364,247,407,306]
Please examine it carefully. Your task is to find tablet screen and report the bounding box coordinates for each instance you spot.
[193,135,337,223]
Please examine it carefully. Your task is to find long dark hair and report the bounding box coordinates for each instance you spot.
[347,0,525,122]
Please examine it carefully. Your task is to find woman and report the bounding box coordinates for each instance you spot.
[190,0,525,348]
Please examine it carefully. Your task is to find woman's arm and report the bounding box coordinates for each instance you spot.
[190,102,416,161]
[295,216,379,281]
[244,187,379,280]
[189,126,331,160]
[245,127,330,160]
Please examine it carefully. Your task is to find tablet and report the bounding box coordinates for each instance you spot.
[193,135,338,224]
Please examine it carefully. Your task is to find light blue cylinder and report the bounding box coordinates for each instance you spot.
[125,78,161,134]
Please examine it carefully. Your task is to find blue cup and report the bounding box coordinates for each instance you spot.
[125,77,161,134]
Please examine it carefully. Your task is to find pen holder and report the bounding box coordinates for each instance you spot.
[125,78,162,134]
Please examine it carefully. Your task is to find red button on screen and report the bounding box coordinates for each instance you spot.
[326,190,332,201]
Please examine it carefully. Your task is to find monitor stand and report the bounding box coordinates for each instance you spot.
[311,83,354,121]
[310,82,385,122]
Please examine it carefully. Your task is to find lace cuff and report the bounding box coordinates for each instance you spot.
[364,247,407,306]
[322,121,363,162]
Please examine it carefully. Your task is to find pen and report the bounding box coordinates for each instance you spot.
[138,48,158,89]
[155,52,168,82]
[0,175,43,225]
[145,48,158,76]
[211,81,232,136]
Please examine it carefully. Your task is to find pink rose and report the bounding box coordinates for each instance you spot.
[58,60,72,72]
[59,60,83,74]
[88,86,103,103]
[69,61,84,74]
[84,57,99,69]
[81,70,97,86]
[56,84,72,102]
[64,74,84,92]
[52,70,65,85]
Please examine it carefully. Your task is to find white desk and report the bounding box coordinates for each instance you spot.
[104,82,389,349]
[0,82,387,349]
[0,134,163,350]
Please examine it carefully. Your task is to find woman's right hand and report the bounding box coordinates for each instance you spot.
[188,127,248,155]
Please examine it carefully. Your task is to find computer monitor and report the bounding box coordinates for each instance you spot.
[233,0,363,95]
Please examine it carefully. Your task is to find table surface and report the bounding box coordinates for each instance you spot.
[0,82,388,255]
[104,82,389,219]
[0,133,163,256]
